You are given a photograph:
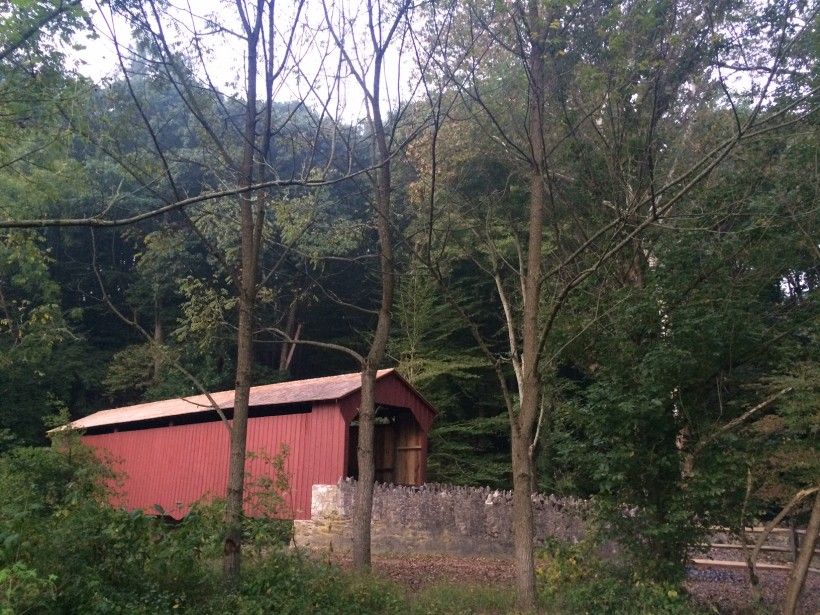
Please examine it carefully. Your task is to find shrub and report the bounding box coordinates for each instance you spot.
[0,435,406,614]
[224,557,406,614]
[0,562,57,613]
[537,540,707,615]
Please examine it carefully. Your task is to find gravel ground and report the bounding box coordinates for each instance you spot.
[684,567,819,614]
[334,554,820,613]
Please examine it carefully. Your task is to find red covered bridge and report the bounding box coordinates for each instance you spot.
[60,369,435,520]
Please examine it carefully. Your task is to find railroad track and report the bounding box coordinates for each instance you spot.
[691,526,820,575]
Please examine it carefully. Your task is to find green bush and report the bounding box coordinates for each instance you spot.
[0,434,725,615]
[0,562,57,614]
[537,540,707,615]
[0,436,407,614]
[222,558,405,615]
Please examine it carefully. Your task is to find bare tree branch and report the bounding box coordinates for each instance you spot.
[0,168,381,229]
[260,326,365,364]
[690,388,793,459]
[89,229,232,432]
[750,486,820,574]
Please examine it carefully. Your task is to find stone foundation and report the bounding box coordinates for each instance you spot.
[293,480,591,557]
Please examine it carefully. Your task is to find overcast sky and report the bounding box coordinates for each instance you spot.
[67,0,418,124]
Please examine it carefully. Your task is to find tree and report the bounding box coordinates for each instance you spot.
[0,0,85,64]
[0,6,96,443]
[0,0,816,603]
[0,0,339,583]
[411,0,817,606]
[1,0,430,580]
[319,0,416,570]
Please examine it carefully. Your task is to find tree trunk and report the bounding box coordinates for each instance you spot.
[223,271,254,582]
[278,300,298,375]
[351,201,394,568]
[352,65,394,568]
[353,282,393,569]
[352,278,393,570]
[782,491,820,615]
[223,5,262,583]
[352,364,378,569]
[512,423,537,609]
[509,4,548,607]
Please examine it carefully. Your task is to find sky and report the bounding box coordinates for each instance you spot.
[66,0,419,124]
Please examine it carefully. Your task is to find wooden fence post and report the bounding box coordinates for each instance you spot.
[788,518,799,564]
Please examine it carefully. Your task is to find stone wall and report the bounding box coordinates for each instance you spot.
[293,480,592,557]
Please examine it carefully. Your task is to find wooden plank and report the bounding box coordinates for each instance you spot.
[692,559,790,571]
[347,424,358,478]
[704,543,820,554]
[394,412,423,485]
[789,520,799,562]
[380,423,396,477]
[711,526,817,536]
[691,559,820,574]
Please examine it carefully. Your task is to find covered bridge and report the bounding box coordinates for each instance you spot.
[59,369,435,520]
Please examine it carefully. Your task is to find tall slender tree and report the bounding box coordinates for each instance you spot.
[321,0,415,570]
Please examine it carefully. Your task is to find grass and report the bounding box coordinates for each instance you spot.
[408,582,520,614]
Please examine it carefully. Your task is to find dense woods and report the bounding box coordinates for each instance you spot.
[0,0,817,612]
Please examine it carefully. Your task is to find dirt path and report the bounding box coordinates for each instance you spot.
[334,554,820,613]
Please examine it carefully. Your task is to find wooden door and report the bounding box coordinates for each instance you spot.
[347,423,397,483]
[394,413,423,485]
[374,423,396,483]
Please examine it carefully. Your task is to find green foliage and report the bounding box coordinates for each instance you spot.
[0,561,57,614]
[537,541,707,615]
[0,435,410,614]
[535,119,820,578]
[103,342,183,401]
[127,229,192,311]
[270,190,362,263]
[551,388,700,581]
[174,277,237,353]
[391,267,493,418]
[219,562,406,615]
[0,0,815,598]
[0,234,72,365]
[750,359,820,512]
[408,582,517,614]
[0,42,99,442]
[427,414,511,488]
[392,267,510,488]
[0,0,89,66]
[0,231,89,439]
[242,446,294,551]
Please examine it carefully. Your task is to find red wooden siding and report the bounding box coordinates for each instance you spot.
[82,405,346,520]
[339,372,434,482]
[73,369,435,520]
[338,372,436,429]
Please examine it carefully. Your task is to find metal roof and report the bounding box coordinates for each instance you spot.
[64,369,396,430]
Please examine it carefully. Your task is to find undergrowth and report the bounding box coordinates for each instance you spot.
[0,433,412,614]
[1,436,712,614]
[536,539,709,615]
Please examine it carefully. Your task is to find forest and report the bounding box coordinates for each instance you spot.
[0,0,817,613]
